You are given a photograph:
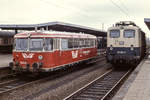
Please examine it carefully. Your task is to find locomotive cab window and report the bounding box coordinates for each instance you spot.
[110,30,120,38]
[29,38,43,51]
[15,38,28,51]
[124,29,135,38]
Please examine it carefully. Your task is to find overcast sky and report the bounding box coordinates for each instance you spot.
[0,0,150,37]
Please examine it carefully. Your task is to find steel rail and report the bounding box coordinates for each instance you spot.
[63,69,113,100]
[64,68,132,100]
[0,56,106,97]
[101,69,131,100]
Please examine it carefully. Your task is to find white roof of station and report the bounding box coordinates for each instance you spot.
[0,21,106,37]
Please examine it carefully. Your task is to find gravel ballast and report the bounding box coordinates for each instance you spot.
[0,59,111,100]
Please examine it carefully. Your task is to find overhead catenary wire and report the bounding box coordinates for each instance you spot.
[39,0,93,19]
[109,0,130,17]
[39,0,104,30]
[117,0,130,14]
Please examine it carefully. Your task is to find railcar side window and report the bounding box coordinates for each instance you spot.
[74,38,79,48]
[15,38,28,51]
[29,38,43,51]
[57,38,60,49]
[124,29,135,38]
[45,38,53,51]
[90,39,95,47]
[110,30,120,38]
[61,39,68,50]
[68,39,73,48]
[53,38,57,50]
[53,38,60,50]
[85,39,90,47]
[79,39,84,47]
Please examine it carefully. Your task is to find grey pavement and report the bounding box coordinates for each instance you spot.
[0,54,12,67]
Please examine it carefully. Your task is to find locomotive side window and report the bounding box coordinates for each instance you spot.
[110,30,120,38]
[29,38,43,51]
[61,39,68,50]
[45,38,53,51]
[124,29,135,38]
[15,38,28,51]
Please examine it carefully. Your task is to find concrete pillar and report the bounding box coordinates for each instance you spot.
[46,26,49,31]
[15,29,18,34]
[35,27,37,32]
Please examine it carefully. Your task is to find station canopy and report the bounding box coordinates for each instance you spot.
[144,18,150,30]
[0,21,106,37]
[0,31,15,37]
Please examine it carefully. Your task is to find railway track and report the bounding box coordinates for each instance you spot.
[64,68,132,100]
[0,72,54,97]
[0,67,11,78]
[0,56,106,98]
[0,68,19,85]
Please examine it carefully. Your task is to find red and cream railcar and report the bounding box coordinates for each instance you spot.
[10,31,97,72]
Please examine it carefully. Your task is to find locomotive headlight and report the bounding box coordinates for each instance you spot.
[110,45,113,50]
[130,45,134,51]
[38,55,43,60]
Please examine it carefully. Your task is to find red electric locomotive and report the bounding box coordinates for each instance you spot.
[10,31,97,72]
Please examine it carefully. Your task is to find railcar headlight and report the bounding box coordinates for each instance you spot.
[38,55,43,60]
[110,45,113,50]
[130,45,134,51]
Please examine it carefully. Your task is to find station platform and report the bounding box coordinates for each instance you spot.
[112,55,150,100]
[97,49,106,56]
[0,54,12,68]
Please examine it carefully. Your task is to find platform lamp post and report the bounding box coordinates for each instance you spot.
[102,23,104,31]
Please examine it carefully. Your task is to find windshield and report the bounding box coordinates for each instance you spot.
[110,30,120,38]
[44,38,53,51]
[124,29,135,38]
[29,38,43,51]
[15,38,28,51]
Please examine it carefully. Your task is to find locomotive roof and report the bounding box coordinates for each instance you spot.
[14,31,97,39]
[108,22,146,36]
[115,21,137,27]
[108,25,139,30]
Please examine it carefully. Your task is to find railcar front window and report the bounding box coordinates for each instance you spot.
[29,39,43,51]
[44,38,53,51]
[124,30,135,38]
[15,38,28,51]
[110,30,120,38]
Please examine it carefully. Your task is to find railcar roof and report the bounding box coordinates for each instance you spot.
[14,31,97,39]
